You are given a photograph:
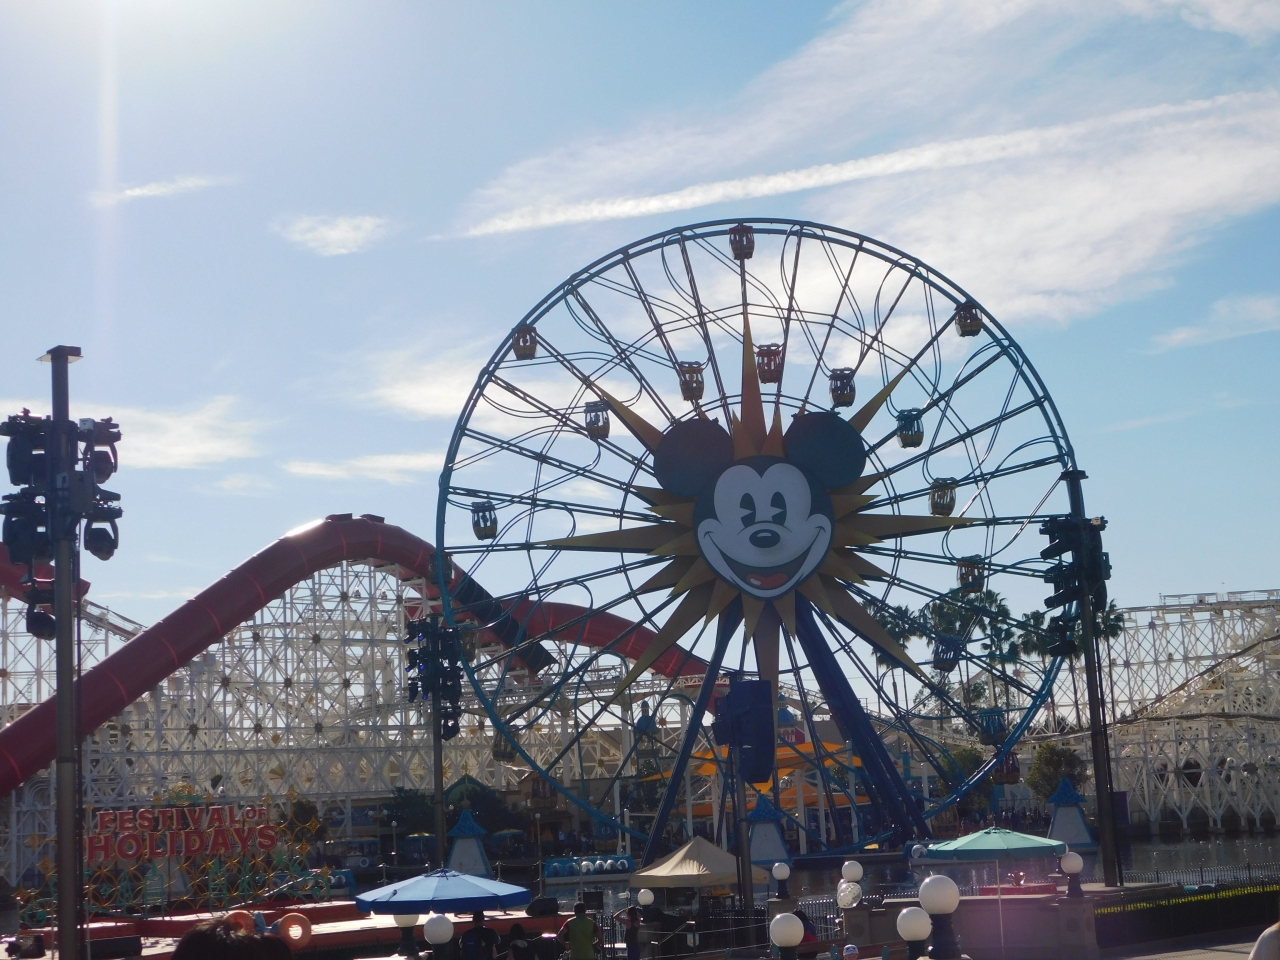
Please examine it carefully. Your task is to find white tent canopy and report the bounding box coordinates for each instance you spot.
[631,837,770,889]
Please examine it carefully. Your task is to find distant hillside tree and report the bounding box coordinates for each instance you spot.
[1026,743,1089,802]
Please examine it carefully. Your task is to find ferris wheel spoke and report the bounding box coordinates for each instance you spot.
[449,486,654,526]
[565,288,679,423]
[853,543,1046,581]
[677,235,734,426]
[866,454,1065,513]
[642,599,741,864]
[621,257,682,371]
[866,396,1045,470]
[488,374,651,474]
[456,427,632,494]
[808,605,960,797]
[792,595,930,841]
[772,229,805,408]
[464,559,671,627]
[779,625,856,847]
[797,243,861,412]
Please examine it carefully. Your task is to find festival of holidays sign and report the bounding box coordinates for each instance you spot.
[87,804,280,862]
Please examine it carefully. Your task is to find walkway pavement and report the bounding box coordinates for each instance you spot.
[1105,930,1263,960]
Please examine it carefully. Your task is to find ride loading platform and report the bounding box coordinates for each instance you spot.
[22,902,570,960]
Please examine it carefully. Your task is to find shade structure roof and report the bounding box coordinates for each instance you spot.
[923,828,1067,861]
[631,836,769,888]
[355,869,533,914]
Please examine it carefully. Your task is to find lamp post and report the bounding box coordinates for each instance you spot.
[769,912,804,960]
[395,914,421,958]
[896,907,933,960]
[392,820,399,866]
[772,862,791,899]
[637,888,655,908]
[424,912,454,960]
[918,875,962,960]
[1060,852,1084,899]
[535,811,544,895]
[842,861,864,884]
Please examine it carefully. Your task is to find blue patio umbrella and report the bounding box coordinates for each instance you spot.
[356,869,533,914]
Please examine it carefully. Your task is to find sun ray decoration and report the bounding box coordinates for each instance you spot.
[547,317,971,695]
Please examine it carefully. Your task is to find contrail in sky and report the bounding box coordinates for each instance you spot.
[467,95,1250,236]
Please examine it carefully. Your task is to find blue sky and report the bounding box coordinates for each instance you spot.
[1,0,1278,626]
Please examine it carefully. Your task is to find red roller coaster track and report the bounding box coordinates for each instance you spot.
[0,514,704,798]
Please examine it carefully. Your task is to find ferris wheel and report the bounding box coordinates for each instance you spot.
[435,219,1084,854]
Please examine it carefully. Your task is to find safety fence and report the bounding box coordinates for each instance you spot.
[1092,880,1280,947]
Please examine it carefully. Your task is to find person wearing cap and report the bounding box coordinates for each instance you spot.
[843,943,860,960]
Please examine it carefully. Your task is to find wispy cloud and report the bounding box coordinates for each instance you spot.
[365,348,486,421]
[0,396,264,468]
[1102,410,1195,432]
[1152,295,1280,350]
[1100,391,1251,431]
[1122,0,1280,38]
[116,397,264,468]
[92,175,232,208]
[212,473,275,496]
[283,451,444,484]
[462,1,1280,325]
[468,98,1240,236]
[275,215,388,256]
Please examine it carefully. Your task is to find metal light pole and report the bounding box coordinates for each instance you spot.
[432,625,447,870]
[47,345,82,960]
[1065,470,1121,887]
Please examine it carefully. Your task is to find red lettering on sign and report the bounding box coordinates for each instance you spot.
[257,824,278,850]
[137,809,156,832]
[208,828,232,856]
[233,826,256,851]
[118,811,135,832]
[116,833,143,861]
[87,834,115,862]
[206,806,225,829]
[96,811,116,834]
[186,808,205,830]
[183,830,206,856]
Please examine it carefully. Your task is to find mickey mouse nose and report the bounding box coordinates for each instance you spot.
[749,528,781,549]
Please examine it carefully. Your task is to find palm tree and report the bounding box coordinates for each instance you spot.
[873,604,921,709]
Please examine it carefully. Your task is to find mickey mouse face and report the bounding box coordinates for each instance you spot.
[652,410,866,601]
[695,458,833,598]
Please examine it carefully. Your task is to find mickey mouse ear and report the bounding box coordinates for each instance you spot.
[653,419,733,497]
[785,411,866,488]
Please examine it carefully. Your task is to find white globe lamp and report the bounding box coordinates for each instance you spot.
[842,860,864,883]
[423,913,454,946]
[1060,851,1084,898]
[772,861,792,898]
[896,906,933,960]
[918,875,961,960]
[394,914,421,958]
[769,912,805,960]
[637,888,655,907]
[836,880,862,909]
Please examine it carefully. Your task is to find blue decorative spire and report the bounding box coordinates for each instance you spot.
[1046,777,1088,805]
[449,808,489,837]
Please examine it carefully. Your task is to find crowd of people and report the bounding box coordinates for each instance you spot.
[956,806,1052,835]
